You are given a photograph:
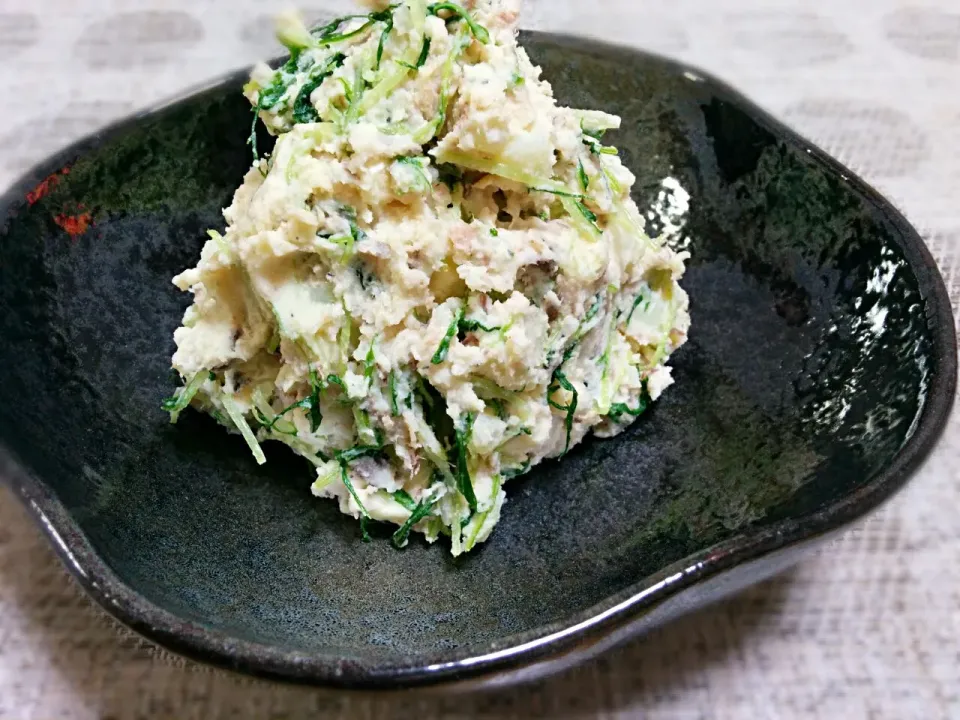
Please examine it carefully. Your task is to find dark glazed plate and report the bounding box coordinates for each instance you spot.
[0,32,955,690]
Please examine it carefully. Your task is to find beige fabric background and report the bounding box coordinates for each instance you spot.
[1,1,959,717]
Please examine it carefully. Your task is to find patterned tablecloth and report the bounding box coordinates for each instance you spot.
[1,1,958,717]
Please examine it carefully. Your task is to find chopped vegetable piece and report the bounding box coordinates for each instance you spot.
[393,489,418,511]
[454,413,478,512]
[608,395,649,423]
[161,371,210,424]
[548,370,578,456]
[432,306,464,364]
[388,370,401,416]
[427,2,491,43]
[392,495,439,548]
[577,160,589,192]
[415,36,432,68]
[221,395,268,465]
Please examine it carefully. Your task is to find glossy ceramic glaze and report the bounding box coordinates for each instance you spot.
[0,33,955,690]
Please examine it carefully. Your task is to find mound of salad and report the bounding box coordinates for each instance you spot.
[165,0,691,555]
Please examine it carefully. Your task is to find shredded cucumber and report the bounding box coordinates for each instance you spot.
[221,395,268,466]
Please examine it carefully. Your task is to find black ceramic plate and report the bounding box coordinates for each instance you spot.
[0,33,955,690]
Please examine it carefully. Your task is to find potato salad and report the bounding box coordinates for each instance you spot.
[165,0,691,554]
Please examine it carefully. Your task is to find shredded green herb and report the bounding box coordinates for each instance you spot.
[161,371,211,424]
[331,440,388,541]
[393,489,418,512]
[574,199,600,228]
[529,186,586,199]
[364,341,377,380]
[392,495,439,549]
[314,9,389,46]
[292,53,346,124]
[460,318,501,334]
[375,14,394,70]
[307,369,324,432]
[503,460,531,480]
[336,445,384,465]
[427,2,490,43]
[248,99,263,166]
[608,396,649,423]
[626,291,650,326]
[489,227,499,237]
[415,36,432,68]
[454,413,478,512]
[547,370,578,457]
[342,205,367,243]
[488,398,507,421]
[337,461,371,540]
[432,306,464,364]
[326,374,347,392]
[395,155,433,191]
[582,125,606,141]
[260,397,310,433]
[577,160,589,192]
[388,370,400,416]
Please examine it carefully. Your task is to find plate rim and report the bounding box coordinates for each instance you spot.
[0,31,955,690]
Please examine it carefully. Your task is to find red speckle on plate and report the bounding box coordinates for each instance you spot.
[54,213,92,238]
[26,166,71,206]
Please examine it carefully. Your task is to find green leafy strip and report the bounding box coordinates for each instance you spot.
[427,2,490,43]
[529,186,587,200]
[431,307,465,364]
[415,36,433,68]
[577,160,589,192]
[292,53,346,123]
[502,460,530,480]
[608,396,649,423]
[257,397,312,433]
[307,369,324,432]
[253,369,328,436]
[375,13,395,70]
[463,475,501,552]
[392,495,439,549]
[248,98,263,166]
[547,371,578,457]
[412,28,470,143]
[574,200,599,227]
[454,413,478,512]
[431,307,504,364]
[161,371,213,424]
[543,295,600,454]
[337,462,371,541]
[388,370,401,416]
[395,155,433,190]
[343,205,367,243]
[460,318,501,333]
[626,290,651,326]
[400,36,433,70]
[581,125,606,141]
[333,443,384,542]
[393,489,418,512]
[313,8,394,46]
[529,184,602,238]
[326,373,347,393]
[363,341,377,380]
[585,138,619,156]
